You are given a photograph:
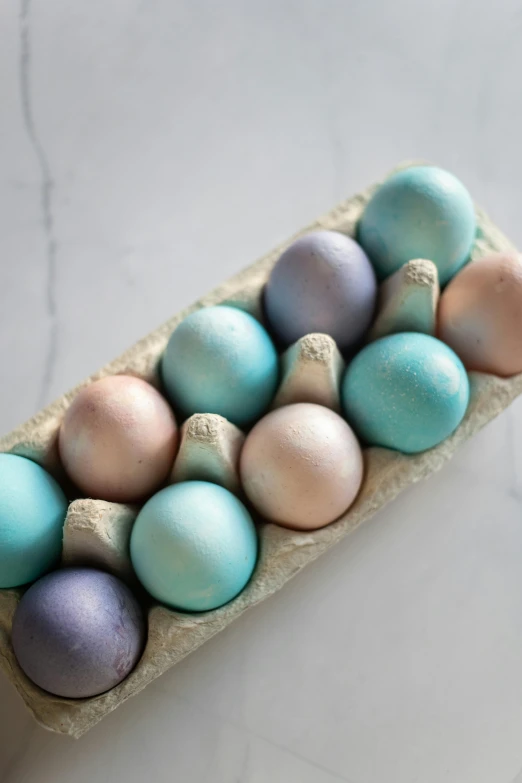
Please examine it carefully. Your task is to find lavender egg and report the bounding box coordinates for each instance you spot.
[12,568,145,699]
[264,230,377,352]
[240,403,364,531]
[59,375,179,503]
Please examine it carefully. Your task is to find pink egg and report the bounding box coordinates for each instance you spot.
[59,375,179,502]
[438,253,522,377]
[240,403,364,531]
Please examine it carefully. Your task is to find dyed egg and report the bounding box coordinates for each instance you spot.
[0,454,67,588]
[264,230,377,352]
[342,333,470,454]
[130,481,258,612]
[240,403,364,531]
[59,375,178,503]
[12,567,145,698]
[161,306,279,427]
[358,166,476,284]
[438,253,522,377]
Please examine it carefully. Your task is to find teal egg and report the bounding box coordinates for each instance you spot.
[130,481,258,612]
[342,333,470,454]
[0,454,68,588]
[357,166,476,285]
[161,305,279,427]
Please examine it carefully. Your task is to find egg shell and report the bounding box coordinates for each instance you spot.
[240,403,364,531]
[130,481,258,612]
[161,305,279,427]
[0,454,67,588]
[342,333,470,454]
[357,166,476,284]
[438,253,522,377]
[59,375,179,503]
[11,567,145,698]
[264,230,377,352]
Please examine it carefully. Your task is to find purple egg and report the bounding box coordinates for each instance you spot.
[264,230,378,352]
[12,568,145,699]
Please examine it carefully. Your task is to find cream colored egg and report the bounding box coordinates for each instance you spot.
[240,403,363,531]
[438,253,522,377]
[59,375,179,502]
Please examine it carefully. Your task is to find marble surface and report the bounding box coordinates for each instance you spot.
[2,1,522,781]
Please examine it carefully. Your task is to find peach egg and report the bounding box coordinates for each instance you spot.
[59,375,179,502]
[438,253,522,377]
[240,403,364,531]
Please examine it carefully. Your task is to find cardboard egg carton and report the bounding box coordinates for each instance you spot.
[1,164,521,738]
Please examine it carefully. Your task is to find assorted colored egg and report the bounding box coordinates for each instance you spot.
[264,230,377,352]
[240,403,364,530]
[130,481,258,612]
[358,166,476,285]
[0,454,67,589]
[438,252,522,377]
[12,567,145,698]
[59,374,179,503]
[342,333,470,454]
[4,164,517,706]
[162,305,279,427]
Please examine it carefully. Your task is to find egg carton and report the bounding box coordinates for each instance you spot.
[1,163,520,739]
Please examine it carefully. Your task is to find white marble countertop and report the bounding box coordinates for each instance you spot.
[2,1,522,781]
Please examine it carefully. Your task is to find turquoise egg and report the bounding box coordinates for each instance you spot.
[130,481,258,612]
[162,305,279,427]
[0,454,68,588]
[342,333,470,454]
[357,166,476,285]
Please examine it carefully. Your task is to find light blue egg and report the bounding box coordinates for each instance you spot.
[161,305,279,427]
[130,481,258,612]
[0,454,68,588]
[357,166,476,285]
[342,333,470,454]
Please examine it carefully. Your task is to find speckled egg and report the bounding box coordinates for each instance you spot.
[438,252,522,377]
[12,567,145,698]
[59,375,179,503]
[130,481,258,612]
[264,230,377,352]
[342,333,470,454]
[0,454,67,588]
[240,403,364,531]
[357,166,476,284]
[161,305,279,427]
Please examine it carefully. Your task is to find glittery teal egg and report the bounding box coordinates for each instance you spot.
[357,166,476,284]
[342,333,470,454]
[130,481,258,612]
[161,306,279,427]
[0,454,68,588]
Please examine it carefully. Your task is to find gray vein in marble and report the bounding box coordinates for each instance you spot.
[234,741,249,783]
[153,687,355,783]
[510,764,522,783]
[19,0,59,409]
[244,730,357,783]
